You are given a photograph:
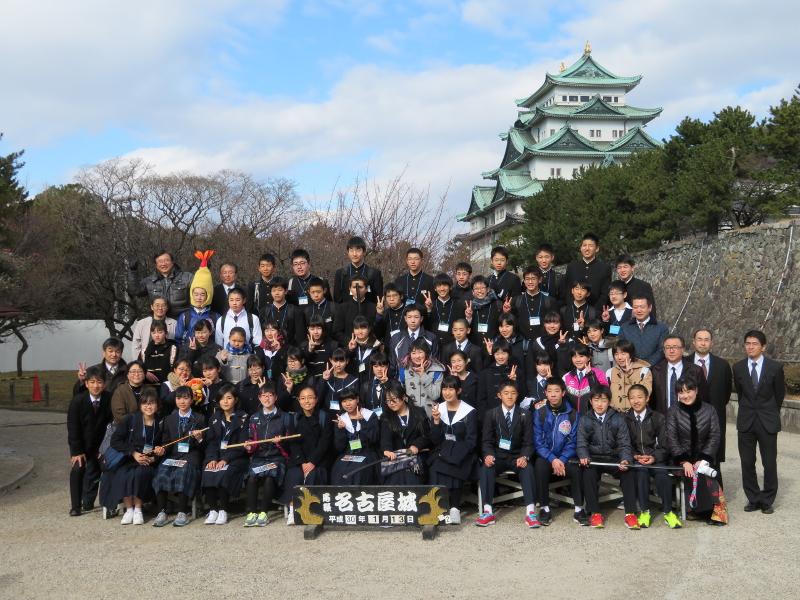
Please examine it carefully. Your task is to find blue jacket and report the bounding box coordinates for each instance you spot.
[619,317,668,367]
[534,400,578,463]
[175,307,219,345]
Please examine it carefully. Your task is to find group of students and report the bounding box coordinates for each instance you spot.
[67,234,785,530]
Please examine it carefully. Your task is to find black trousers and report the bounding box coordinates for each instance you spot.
[156,491,188,514]
[582,465,636,514]
[204,487,230,511]
[479,457,536,507]
[70,456,101,510]
[246,477,277,513]
[738,420,778,507]
[633,467,673,513]
[534,457,583,506]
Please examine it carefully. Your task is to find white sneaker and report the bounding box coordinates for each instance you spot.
[120,508,134,525]
[286,507,295,526]
[215,510,228,525]
[449,507,461,525]
[204,510,219,525]
[133,509,144,525]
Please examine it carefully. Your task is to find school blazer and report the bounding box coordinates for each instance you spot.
[733,357,785,434]
[333,264,384,304]
[651,359,708,415]
[481,406,534,460]
[67,391,112,456]
[441,340,484,372]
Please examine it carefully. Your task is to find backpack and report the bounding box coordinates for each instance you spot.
[219,311,255,346]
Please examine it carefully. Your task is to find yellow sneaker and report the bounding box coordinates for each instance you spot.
[663,511,682,529]
[638,511,651,528]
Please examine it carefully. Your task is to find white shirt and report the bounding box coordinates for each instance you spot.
[633,408,647,421]
[594,412,606,423]
[502,406,515,422]
[407,328,419,341]
[694,353,711,376]
[749,355,764,381]
[613,303,631,321]
[215,309,262,347]
[636,316,651,328]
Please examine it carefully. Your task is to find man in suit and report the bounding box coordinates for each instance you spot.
[615,254,656,318]
[73,337,128,396]
[733,330,785,514]
[210,261,240,316]
[563,233,612,310]
[689,328,733,468]
[619,296,668,367]
[651,335,707,414]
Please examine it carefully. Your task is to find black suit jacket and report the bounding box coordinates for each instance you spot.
[332,263,384,304]
[564,258,612,309]
[622,277,657,318]
[67,391,112,456]
[210,283,236,317]
[733,356,785,434]
[651,359,708,415]
[481,406,533,460]
[689,352,732,460]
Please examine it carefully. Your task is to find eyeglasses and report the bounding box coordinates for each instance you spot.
[663,345,683,351]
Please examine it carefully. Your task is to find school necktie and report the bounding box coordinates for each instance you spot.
[638,322,645,332]
[92,399,99,414]
[699,358,707,378]
[751,362,759,389]
[669,367,677,407]
[538,379,546,398]
[109,366,116,375]
[410,332,417,341]
[505,410,512,431]
[577,371,584,386]
[636,414,641,424]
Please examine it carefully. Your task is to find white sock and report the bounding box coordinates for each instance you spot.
[124,507,133,514]
[483,504,492,514]
[575,506,582,513]
[526,504,535,514]
[541,505,550,513]
[133,507,142,514]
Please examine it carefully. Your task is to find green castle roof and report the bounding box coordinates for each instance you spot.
[517,95,662,127]
[516,53,642,108]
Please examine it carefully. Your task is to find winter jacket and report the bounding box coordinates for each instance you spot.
[666,400,720,464]
[534,400,578,464]
[619,317,668,368]
[623,409,668,463]
[607,359,652,413]
[399,360,446,417]
[128,267,193,318]
[563,367,609,414]
[576,408,633,463]
[174,307,219,346]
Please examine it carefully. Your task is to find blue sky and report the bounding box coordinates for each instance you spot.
[2,0,797,224]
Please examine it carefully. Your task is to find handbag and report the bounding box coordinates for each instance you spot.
[98,423,125,471]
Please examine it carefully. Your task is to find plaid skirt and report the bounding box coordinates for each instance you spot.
[152,462,200,497]
[247,456,287,485]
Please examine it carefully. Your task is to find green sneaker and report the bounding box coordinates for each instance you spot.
[638,511,651,528]
[243,512,258,527]
[663,511,682,529]
[256,511,270,527]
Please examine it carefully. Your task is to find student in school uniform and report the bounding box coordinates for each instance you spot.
[447,350,479,409]
[152,385,207,527]
[487,245,522,301]
[247,253,281,317]
[492,313,528,382]
[466,275,500,346]
[333,275,377,346]
[210,261,242,317]
[111,360,153,425]
[608,340,652,413]
[651,335,708,415]
[216,326,252,385]
[560,281,598,337]
[287,248,330,305]
[242,382,296,527]
[104,388,164,525]
[360,352,390,416]
[201,384,250,526]
[302,277,336,338]
[140,320,178,384]
[394,247,435,307]
[424,273,466,350]
[302,315,339,378]
[281,385,334,525]
[529,311,569,374]
[440,319,484,373]
[346,316,383,388]
[576,385,639,529]
[563,233,613,310]
[524,351,555,409]
[451,262,474,303]
[215,286,263,350]
[380,381,431,485]
[237,355,267,415]
[476,380,539,528]
[535,243,565,305]
[600,280,631,337]
[374,283,407,347]
[74,337,128,396]
[254,320,287,383]
[476,339,522,419]
[260,277,304,348]
[277,347,316,413]
[689,328,733,469]
[533,378,583,526]
[318,348,359,414]
[198,357,227,416]
[429,375,478,525]
[160,359,192,418]
[398,338,446,418]
[619,295,668,368]
[615,254,656,318]
[330,388,381,484]
[131,298,177,361]
[733,329,784,515]
[332,236,384,304]
[67,366,112,516]
[563,346,609,414]
[388,304,438,374]
[179,319,222,378]
[509,267,558,342]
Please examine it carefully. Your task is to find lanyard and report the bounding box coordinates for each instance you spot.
[270,304,288,330]
[142,420,155,447]
[294,276,310,295]
[221,416,233,441]
[524,293,542,317]
[357,345,372,364]
[572,303,584,321]
[349,417,362,439]
[478,303,492,326]
[371,379,383,406]
[312,300,327,319]
[435,299,454,324]
[406,273,423,301]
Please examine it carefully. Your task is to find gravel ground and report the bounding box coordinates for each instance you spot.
[1,408,799,600]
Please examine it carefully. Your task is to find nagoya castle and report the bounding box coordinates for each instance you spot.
[460,43,662,268]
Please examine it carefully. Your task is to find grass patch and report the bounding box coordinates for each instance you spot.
[0,371,77,412]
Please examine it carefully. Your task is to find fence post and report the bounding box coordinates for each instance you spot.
[44,383,50,406]
[9,382,15,405]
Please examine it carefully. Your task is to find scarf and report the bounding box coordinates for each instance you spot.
[225,342,250,355]
[287,367,308,384]
[470,289,498,309]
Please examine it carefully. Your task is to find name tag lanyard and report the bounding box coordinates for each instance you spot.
[435,300,454,327]
[142,421,156,452]
[406,274,423,304]
[311,299,328,320]
[477,303,492,330]
[269,304,288,331]
[524,293,542,321]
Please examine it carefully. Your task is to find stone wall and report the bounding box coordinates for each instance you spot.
[633,219,800,362]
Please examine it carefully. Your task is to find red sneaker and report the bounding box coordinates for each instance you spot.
[525,513,541,528]
[475,512,496,527]
[589,513,605,528]
[624,513,640,530]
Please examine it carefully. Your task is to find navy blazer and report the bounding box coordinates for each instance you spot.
[733,356,785,434]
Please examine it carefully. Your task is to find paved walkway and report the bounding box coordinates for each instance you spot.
[0,409,798,599]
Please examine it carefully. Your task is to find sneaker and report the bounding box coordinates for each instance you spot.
[539,509,552,526]
[173,512,189,527]
[573,509,589,526]
[589,513,605,528]
[616,500,625,510]
[286,508,295,526]
[449,507,461,525]
[256,511,269,527]
[243,512,258,527]
[133,509,144,525]
[215,510,228,525]
[204,510,219,525]
[638,511,651,528]
[624,513,640,530]
[153,511,169,527]
[663,511,682,529]
[120,508,134,525]
[525,513,541,528]
[475,512,496,527]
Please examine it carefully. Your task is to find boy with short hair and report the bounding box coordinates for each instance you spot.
[451,262,473,302]
[535,243,564,304]
[247,253,281,316]
[332,235,383,304]
[615,254,656,318]
[577,385,639,529]
[259,277,304,347]
[215,287,263,349]
[600,280,631,337]
[424,272,466,349]
[441,318,484,372]
[287,248,330,306]
[560,281,597,336]
[509,266,557,342]
[302,276,336,336]
[333,275,377,346]
[488,246,522,301]
[394,247,434,307]
[476,380,539,528]
[374,283,406,347]
[466,275,500,345]
[67,366,111,515]
[388,304,438,374]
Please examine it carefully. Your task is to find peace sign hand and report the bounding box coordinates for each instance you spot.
[483,337,493,355]
[509,365,517,381]
[282,372,294,392]
[559,329,568,344]
[188,337,197,350]
[348,333,357,351]
[307,333,317,350]
[77,362,87,382]
[322,361,334,381]
[422,290,433,311]
[502,296,512,313]
[257,377,266,387]
[376,296,385,315]
[464,300,473,321]
[601,305,610,322]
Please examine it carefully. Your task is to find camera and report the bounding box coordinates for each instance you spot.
[695,460,718,479]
